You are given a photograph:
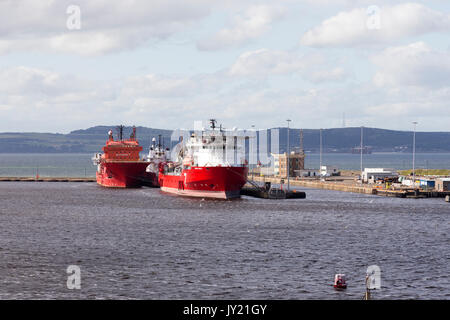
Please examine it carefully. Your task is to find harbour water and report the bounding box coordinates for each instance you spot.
[0,181,448,299]
[0,153,449,177]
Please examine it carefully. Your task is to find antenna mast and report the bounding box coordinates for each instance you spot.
[209,119,217,130]
[117,125,124,141]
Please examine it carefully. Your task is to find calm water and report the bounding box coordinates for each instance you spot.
[0,154,96,177]
[0,182,448,299]
[0,153,448,178]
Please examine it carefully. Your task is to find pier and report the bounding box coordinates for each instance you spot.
[249,176,450,199]
[2,175,449,199]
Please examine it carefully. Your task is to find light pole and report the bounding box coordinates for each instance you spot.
[251,124,255,180]
[287,119,291,191]
[412,121,418,187]
[360,126,364,183]
[319,128,323,178]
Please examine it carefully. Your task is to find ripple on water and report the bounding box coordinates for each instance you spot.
[0,182,448,299]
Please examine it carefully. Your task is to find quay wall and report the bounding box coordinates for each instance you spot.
[250,176,376,195]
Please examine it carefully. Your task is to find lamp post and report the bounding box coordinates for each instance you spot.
[360,126,364,183]
[412,121,418,188]
[287,119,291,191]
[319,128,323,178]
[251,125,255,180]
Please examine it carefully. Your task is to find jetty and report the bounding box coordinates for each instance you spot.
[0,177,95,182]
[2,175,449,200]
[249,176,450,199]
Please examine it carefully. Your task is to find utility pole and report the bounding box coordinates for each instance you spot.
[251,125,255,181]
[287,119,291,191]
[360,126,364,183]
[300,129,304,154]
[412,122,418,187]
[319,128,323,178]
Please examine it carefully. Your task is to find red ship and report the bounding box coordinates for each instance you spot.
[157,120,248,199]
[92,126,157,188]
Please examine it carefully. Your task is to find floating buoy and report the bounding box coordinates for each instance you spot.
[334,274,347,289]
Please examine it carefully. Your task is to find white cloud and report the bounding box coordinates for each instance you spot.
[0,54,448,132]
[120,72,227,99]
[301,3,450,47]
[228,48,349,82]
[0,0,212,55]
[229,49,305,76]
[0,64,341,131]
[197,5,286,51]
[371,42,450,88]
[365,87,450,119]
[0,66,85,95]
[309,67,348,83]
[0,66,110,131]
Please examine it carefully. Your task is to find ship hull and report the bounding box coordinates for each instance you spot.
[159,166,248,199]
[96,161,156,188]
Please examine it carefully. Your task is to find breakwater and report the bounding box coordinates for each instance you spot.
[1,175,449,199]
[250,176,450,199]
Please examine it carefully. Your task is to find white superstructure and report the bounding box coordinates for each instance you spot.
[146,136,168,173]
[174,119,247,168]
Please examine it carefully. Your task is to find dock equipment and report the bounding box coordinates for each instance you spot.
[241,182,306,199]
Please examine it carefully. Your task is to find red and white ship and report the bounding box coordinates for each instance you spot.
[157,120,248,199]
[92,126,157,188]
[145,134,169,184]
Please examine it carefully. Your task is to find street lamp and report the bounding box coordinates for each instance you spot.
[251,125,255,180]
[319,128,323,178]
[412,121,418,187]
[286,119,291,191]
[360,126,364,183]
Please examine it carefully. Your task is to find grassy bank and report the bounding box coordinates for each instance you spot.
[398,169,450,176]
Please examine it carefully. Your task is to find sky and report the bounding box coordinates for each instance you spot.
[0,0,449,133]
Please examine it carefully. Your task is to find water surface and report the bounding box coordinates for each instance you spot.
[0,182,448,299]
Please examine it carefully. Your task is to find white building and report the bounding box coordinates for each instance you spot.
[297,169,320,177]
[362,168,398,183]
[320,165,340,177]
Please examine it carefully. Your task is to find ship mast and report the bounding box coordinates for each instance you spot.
[209,119,217,130]
[117,125,125,141]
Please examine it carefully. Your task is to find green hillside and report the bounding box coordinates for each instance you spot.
[0,126,449,153]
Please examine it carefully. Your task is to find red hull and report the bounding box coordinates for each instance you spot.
[96,161,156,188]
[159,166,248,199]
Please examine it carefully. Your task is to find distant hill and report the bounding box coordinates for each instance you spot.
[0,126,172,153]
[277,127,450,153]
[0,126,449,153]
